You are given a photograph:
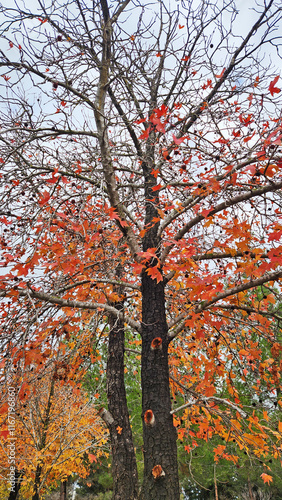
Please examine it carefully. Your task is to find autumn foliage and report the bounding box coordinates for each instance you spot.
[0,0,282,498]
[0,353,107,498]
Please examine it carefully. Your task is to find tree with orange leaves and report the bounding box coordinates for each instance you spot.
[0,0,282,498]
[0,352,107,499]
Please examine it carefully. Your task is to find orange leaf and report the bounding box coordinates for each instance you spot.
[88,453,97,463]
[131,262,145,274]
[215,67,226,79]
[116,426,122,434]
[146,266,163,283]
[260,473,273,485]
[254,76,260,87]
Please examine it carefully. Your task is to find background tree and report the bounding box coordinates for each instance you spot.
[0,351,107,499]
[1,0,282,499]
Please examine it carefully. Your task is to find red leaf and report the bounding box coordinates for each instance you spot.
[151,168,159,178]
[38,190,50,206]
[134,118,146,124]
[254,76,259,87]
[201,208,213,217]
[152,184,162,191]
[172,134,188,145]
[0,429,9,439]
[268,76,281,96]
[268,230,282,242]
[139,127,151,140]
[131,262,145,274]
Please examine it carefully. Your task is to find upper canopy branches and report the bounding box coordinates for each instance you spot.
[0,0,282,341]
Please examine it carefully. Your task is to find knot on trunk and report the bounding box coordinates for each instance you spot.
[144,409,155,427]
[98,407,114,426]
[150,337,162,350]
[152,465,165,479]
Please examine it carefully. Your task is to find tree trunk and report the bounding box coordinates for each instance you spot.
[60,480,67,500]
[32,464,42,500]
[214,464,218,500]
[106,302,139,500]
[248,476,255,500]
[8,469,22,500]
[32,379,55,500]
[141,272,179,500]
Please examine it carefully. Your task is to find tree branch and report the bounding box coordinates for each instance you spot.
[168,270,282,339]
[0,288,141,333]
[161,180,282,264]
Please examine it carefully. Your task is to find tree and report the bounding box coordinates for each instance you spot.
[0,0,282,498]
[177,287,282,499]
[0,351,107,499]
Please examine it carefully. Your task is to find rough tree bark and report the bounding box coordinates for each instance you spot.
[32,464,42,500]
[141,274,179,500]
[140,135,180,499]
[105,297,139,499]
[59,480,67,500]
